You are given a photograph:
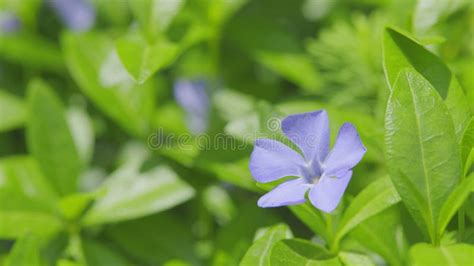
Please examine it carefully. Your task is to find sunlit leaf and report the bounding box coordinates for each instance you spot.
[83,165,195,225]
[269,239,340,266]
[385,69,462,243]
[410,243,474,266]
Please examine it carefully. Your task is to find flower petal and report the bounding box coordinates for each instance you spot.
[250,139,306,183]
[281,110,330,166]
[51,0,96,31]
[308,170,352,213]
[258,178,309,207]
[323,123,366,176]
[174,79,210,134]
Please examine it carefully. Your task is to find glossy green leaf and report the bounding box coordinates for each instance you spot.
[438,174,474,236]
[383,27,471,140]
[240,224,292,266]
[334,177,401,243]
[5,234,41,266]
[26,79,81,196]
[385,69,462,243]
[83,165,195,225]
[62,32,156,137]
[116,31,179,84]
[410,243,474,266]
[0,90,26,132]
[269,239,340,266]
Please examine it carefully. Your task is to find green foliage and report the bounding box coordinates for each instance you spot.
[0,0,472,265]
[385,69,462,244]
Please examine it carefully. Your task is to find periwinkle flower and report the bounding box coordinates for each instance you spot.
[50,0,95,31]
[249,110,366,213]
[0,11,21,33]
[174,79,210,134]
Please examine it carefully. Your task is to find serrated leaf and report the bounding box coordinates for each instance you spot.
[240,224,292,266]
[334,177,401,243]
[410,243,474,266]
[383,27,471,140]
[83,165,194,225]
[269,239,340,266]
[26,80,81,196]
[0,90,26,132]
[385,69,462,243]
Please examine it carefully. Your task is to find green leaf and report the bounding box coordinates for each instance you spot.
[0,90,26,132]
[334,177,401,243]
[82,165,195,225]
[383,27,471,140]
[461,119,474,168]
[129,0,184,39]
[240,224,292,266]
[385,69,462,243]
[0,211,61,239]
[82,238,130,266]
[269,239,340,266]
[5,234,41,266]
[62,32,156,137]
[66,105,94,166]
[350,207,407,266]
[338,252,375,266]
[203,185,236,224]
[116,31,179,84]
[106,213,198,265]
[0,34,64,72]
[438,174,474,236]
[0,156,58,213]
[58,192,98,221]
[410,243,474,266]
[289,203,329,243]
[26,79,81,196]
[255,52,321,93]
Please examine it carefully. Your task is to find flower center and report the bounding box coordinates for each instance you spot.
[311,175,320,184]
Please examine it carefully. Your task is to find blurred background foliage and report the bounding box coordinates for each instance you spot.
[0,0,473,265]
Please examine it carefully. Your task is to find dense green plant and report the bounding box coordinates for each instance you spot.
[0,0,472,265]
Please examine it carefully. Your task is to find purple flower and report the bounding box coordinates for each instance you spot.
[0,11,21,33]
[50,0,95,31]
[174,79,210,134]
[249,110,366,213]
